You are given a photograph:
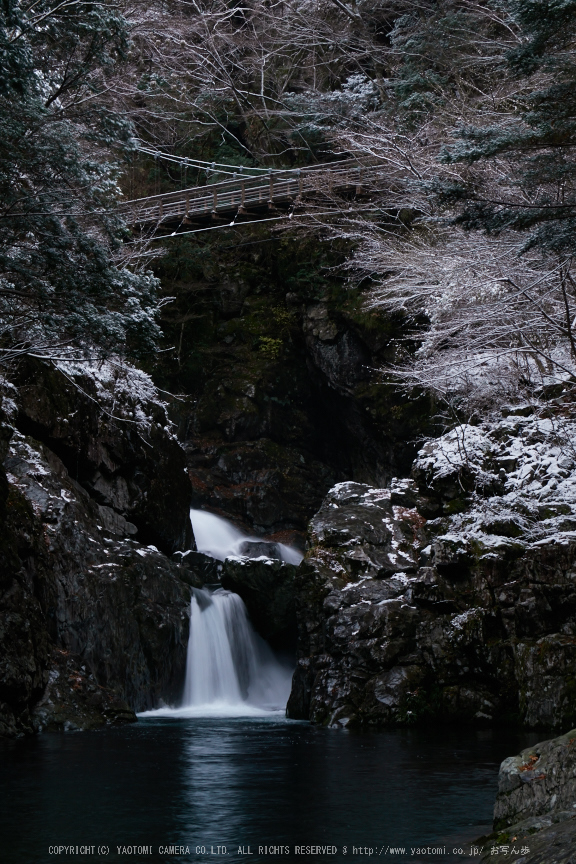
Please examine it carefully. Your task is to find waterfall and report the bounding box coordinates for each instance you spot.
[184,588,243,705]
[183,588,292,712]
[189,508,303,565]
[189,509,246,561]
[139,508,299,719]
[140,587,293,718]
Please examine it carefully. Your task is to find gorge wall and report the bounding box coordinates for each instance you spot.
[4,268,576,750]
[0,359,198,737]
[154,233,432,540]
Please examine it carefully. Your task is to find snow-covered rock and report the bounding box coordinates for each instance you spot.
[288,466,576,729]
[413,409,576,545]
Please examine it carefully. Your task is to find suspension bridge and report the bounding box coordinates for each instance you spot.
[119,158,377,233]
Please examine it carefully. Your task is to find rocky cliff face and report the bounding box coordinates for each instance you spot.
[494,729,576,829]
[155,235,430,538]
[221,555,297,650]
[287,405,576,730]
[0,361,197,738]
[12,358,193,554]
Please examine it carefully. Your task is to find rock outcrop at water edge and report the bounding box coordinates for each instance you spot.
[481,729,576,864]
[288,408,576,728]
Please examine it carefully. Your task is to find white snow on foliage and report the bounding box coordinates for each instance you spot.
[417,424,492,478]
[56,358,175,437]
[415,406,576,546]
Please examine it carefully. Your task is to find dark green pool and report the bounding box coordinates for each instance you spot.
[0,717,537,864]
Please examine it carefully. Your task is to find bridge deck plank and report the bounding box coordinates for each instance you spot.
[119,161,376,229]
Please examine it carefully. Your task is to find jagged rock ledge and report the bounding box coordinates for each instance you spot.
[287,408,576,729]
[480,730,576,863]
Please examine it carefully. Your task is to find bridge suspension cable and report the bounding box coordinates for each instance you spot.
[122,207,356,244]
[135,144,360,178]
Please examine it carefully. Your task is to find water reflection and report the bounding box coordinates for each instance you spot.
[0,718,538,864]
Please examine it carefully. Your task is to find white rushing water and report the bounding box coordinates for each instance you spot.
[141,588,293,719]
[139,508,298,719]
[189,508,303,565]
[184,588,292,711]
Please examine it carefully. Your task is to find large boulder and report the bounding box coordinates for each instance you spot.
[480,731,576,864]
[220,555,297,649]
[494,729,576,830]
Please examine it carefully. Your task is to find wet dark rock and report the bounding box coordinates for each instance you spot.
[0,369,202,737]
[12,358,192,555]
[483,817,576,864]
[220,556,297,649]
[186,435,343,536]
[97,504,138,537]
[287,480,576,729]
[494,729,576,829]
[191,586,214,612]
[0,468,51,737]
[302,303,370,392]
[238,539,282,560]
[165,263,431,537]
[32,648,136,732]
[174,550,223,585]
[480,730,576,864]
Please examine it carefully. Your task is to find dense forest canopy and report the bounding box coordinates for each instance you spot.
[2,0,576,407]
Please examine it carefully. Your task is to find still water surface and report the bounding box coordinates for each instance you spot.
[0,718,536,864]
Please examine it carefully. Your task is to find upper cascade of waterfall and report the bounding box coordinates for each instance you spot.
[189,508,303,565]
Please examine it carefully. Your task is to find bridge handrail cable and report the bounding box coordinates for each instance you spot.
[120,157,377,216]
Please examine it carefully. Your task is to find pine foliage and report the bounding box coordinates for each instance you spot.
[440,0,576,256]
[0,0,161,364]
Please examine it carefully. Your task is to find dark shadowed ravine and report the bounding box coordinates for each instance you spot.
[0,720,538,864]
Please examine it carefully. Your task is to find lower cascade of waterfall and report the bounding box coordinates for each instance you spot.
[140,588,293,719]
